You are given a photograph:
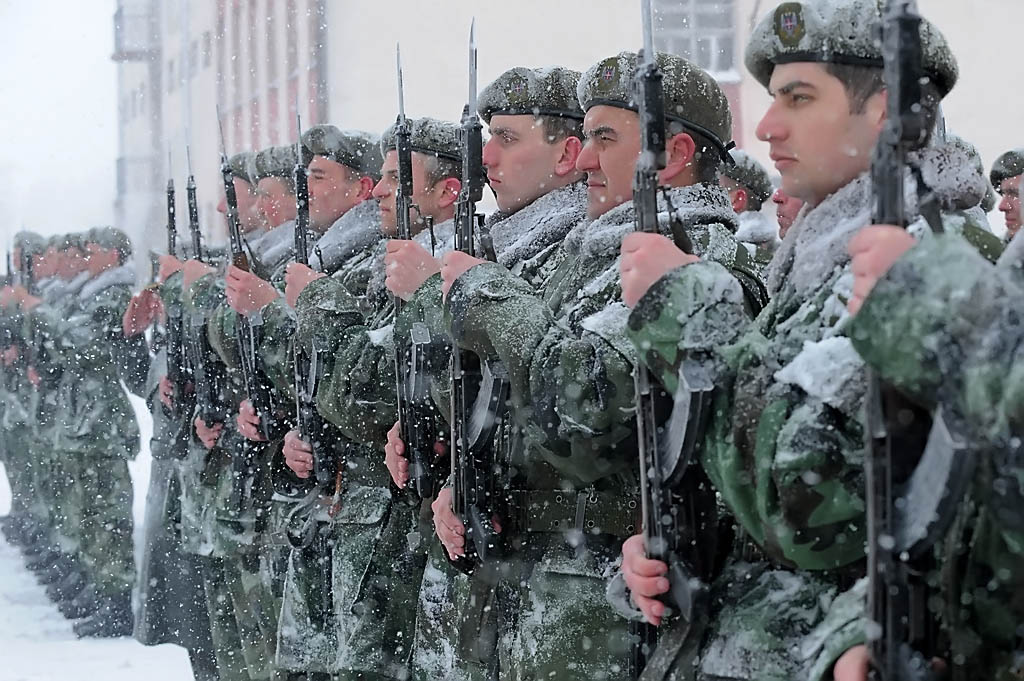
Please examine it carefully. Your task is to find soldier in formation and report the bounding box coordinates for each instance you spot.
[1,1,1021,680]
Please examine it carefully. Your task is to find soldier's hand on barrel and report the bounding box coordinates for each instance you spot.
[385,240,441,301]
[620,233,699,309]
[384,421,409,488]
[440,251,486,300]
[158,254,184,282]
[183,260,215,289]
[432,487,467,560]
[158,375,175,409]
[194,416,223,450]
[236,399,266,442]
[848,225,915,316]
[283,429,313,479]
[621,533,670,626]
[225,265,279,315]
[283,262,326,309]
[123,288,164,336]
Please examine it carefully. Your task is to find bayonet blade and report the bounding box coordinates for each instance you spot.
[642,0,655,61]
[396,43,406,122]
[468,20,478,114]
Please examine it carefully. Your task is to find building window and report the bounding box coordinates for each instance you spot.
[653,0,737,79]
[266,0,278,83]
[203,31,212,68]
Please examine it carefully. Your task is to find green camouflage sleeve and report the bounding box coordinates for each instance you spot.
[849,234,1024,665]
[295,276,396,445]
[849,233,1023,440]
[626,260,753,395]
[446,262,639,486]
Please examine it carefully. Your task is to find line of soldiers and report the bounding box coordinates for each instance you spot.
[2,0,1022,680]
[1,228,144,640]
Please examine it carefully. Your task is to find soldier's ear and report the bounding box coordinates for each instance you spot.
[356,176,375,200]
[661,132,697,185]
[436,177,461,209]
[554,136,584,178]
[730,187,748,214]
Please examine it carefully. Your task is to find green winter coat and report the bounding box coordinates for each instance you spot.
[625,143,1005,680]
[444,182,753,681]
[848,235,1023,681]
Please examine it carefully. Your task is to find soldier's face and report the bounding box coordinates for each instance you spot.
[998,175,1022,237]
[84,243,118,276]
[217,178,267,235]
[59,249,88,279]
[757,63,886,207]
[307,156,370,232]
[373,151,454,238]
[578,105,642,219]
[256,177,298,229]
[772,188,804,238]
[483,115,565,214]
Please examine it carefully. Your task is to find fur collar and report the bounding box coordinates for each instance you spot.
[486,182,587,269]
[309,200,382,274]
[78,264,135,301]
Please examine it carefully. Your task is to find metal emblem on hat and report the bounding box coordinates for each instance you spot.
[602,65,616,81]
[774,2,806,48]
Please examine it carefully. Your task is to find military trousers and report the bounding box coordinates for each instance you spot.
[75,453,135,596]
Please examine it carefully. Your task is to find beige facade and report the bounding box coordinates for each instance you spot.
[113,0,1023,252]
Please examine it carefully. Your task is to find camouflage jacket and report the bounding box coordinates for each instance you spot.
[181,269,276,556]
[39,265,147,457]
[294,219,455,446]
[624,143,1005,679]
[848,235,1023,680]
[447,182,746,492]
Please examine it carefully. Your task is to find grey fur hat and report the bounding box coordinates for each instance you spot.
[577,51,734,162]
[227,151,256,185]
[721,150,774,205]
[248,145,299,183]
[380,117,462,163]
[86,226,133,261]
[14,231,47,257]
[990,148,1024,189]
[478,66,584,124]
[745,0,958,97]
[302,125,384,181]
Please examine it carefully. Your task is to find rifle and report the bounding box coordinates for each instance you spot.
[216,118,284,514]
[164,157,193,418]
[448,21,509,572]
[631,0,715,672]
[392,44,444,505]
[291,110,343,495]
[865,3,971,679]
[184,145,228,427]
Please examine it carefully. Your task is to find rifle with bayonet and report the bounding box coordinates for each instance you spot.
[864,2,970,679]
[184,145,229,428]
[448,21,509,573]
[391,44,445,506]
[216,118,286,513]
[290,110,340,629]
[163,157,193,420]
[291,110,345,497]
[630,0,716,673]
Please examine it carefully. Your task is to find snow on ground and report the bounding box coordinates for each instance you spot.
[0,393,194,681]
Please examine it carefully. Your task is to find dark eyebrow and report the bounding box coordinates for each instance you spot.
[584,125,617,139]
[771,80,816,96]
[489,126,516,137]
